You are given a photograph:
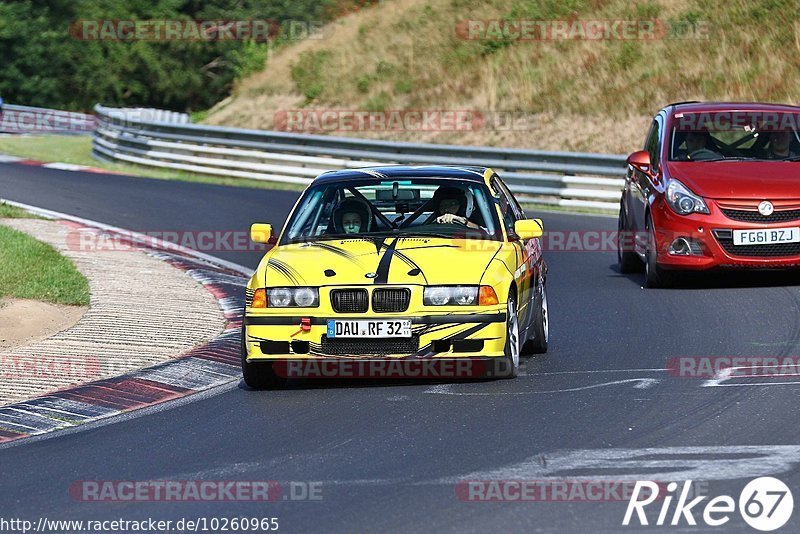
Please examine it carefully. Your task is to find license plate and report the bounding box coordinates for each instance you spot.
[326,319,411,338]
[733,227,800,246]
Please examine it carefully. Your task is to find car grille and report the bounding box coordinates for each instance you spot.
[330,289,369,313]
[372,288,411,312]
[321,336,419,355]
[245,288,254,307]
[721,208,800,224]
[714,230,800,257]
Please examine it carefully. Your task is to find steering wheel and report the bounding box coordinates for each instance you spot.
[688,148,721,161]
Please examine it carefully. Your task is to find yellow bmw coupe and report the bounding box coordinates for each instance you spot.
[242,166,547,387]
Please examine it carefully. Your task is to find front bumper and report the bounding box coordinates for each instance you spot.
[652,199,800,270]
[249,357,513,379]
[244,310,507,361]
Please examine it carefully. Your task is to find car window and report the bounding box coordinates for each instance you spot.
[644,119,662,172]
[491,177,519,239]
[492,176,525,220]
[668,111,800,161]
[281,178,502,244]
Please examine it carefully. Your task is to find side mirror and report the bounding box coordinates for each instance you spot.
[514,219,543,240]
[627,150,652,175]
[250,223,272,244]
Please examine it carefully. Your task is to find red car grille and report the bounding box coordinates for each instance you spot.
[721,208,800,224]
[714,230,800,257]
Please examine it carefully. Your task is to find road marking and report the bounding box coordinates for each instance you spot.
[701,366,734,387]
[702,365,800,388]
[42,162,91,171]
[705,381,800,387]
[439,446,800,483]
[424,378,660,396]
[531,368,668,376]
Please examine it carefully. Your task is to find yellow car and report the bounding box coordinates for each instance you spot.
[242,166,548,387]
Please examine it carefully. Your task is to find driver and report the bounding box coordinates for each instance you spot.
[431,186,481,230]
[332,198,371,234]
[683,130,721,160]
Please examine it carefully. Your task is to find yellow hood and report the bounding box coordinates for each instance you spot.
[261,237,503,287]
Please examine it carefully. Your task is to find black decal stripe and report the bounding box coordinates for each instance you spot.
[309,242,361,262]
[374,238,398,284]
[267,258,302,285]
[281,260,305,285]
[412,323,454,337]
[391,250,429,284]
[266,260,292,284]
[373,237,386,255]
[415,323,490,357]
[392,244,459,251]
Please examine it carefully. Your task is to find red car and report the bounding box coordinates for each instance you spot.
[619,101,800,287]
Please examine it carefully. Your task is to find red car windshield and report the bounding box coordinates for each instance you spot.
[668,111,800,161]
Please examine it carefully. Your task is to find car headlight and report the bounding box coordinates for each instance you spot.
[424,286,484,306]
[266,287,319,308]
[666,179,709,215]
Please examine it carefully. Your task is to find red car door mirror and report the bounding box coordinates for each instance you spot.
[627,150,653,176]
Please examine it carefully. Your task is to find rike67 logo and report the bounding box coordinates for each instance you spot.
[623,477,793,531]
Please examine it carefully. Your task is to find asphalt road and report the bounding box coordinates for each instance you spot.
[2,164,800,533]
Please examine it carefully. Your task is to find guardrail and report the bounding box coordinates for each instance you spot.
[93,104,626,211]
[1,104,96,135]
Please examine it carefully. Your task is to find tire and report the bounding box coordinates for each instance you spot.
[240,323,287,389]
[497,291,520,378]
[524,282,549,354]
[618,205,643,273]
[645,214,675,288]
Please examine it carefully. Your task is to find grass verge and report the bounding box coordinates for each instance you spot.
[520,202,617,217]
[0,202,42,219]
[0,224,90,306]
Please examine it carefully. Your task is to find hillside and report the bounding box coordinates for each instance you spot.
[204,0,800,154]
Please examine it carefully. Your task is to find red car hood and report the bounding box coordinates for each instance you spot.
[667,161,800,200]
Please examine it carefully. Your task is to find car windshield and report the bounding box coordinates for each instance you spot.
[668,111,800,162]
[280,177,502,244]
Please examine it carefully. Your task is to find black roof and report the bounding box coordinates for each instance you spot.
[312,165,489,185]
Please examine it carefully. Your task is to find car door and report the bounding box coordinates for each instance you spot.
[491,175,539,333]
[630,114,664,253]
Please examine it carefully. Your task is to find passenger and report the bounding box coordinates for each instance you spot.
[766,131,798,159]
[332,199,371,234]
